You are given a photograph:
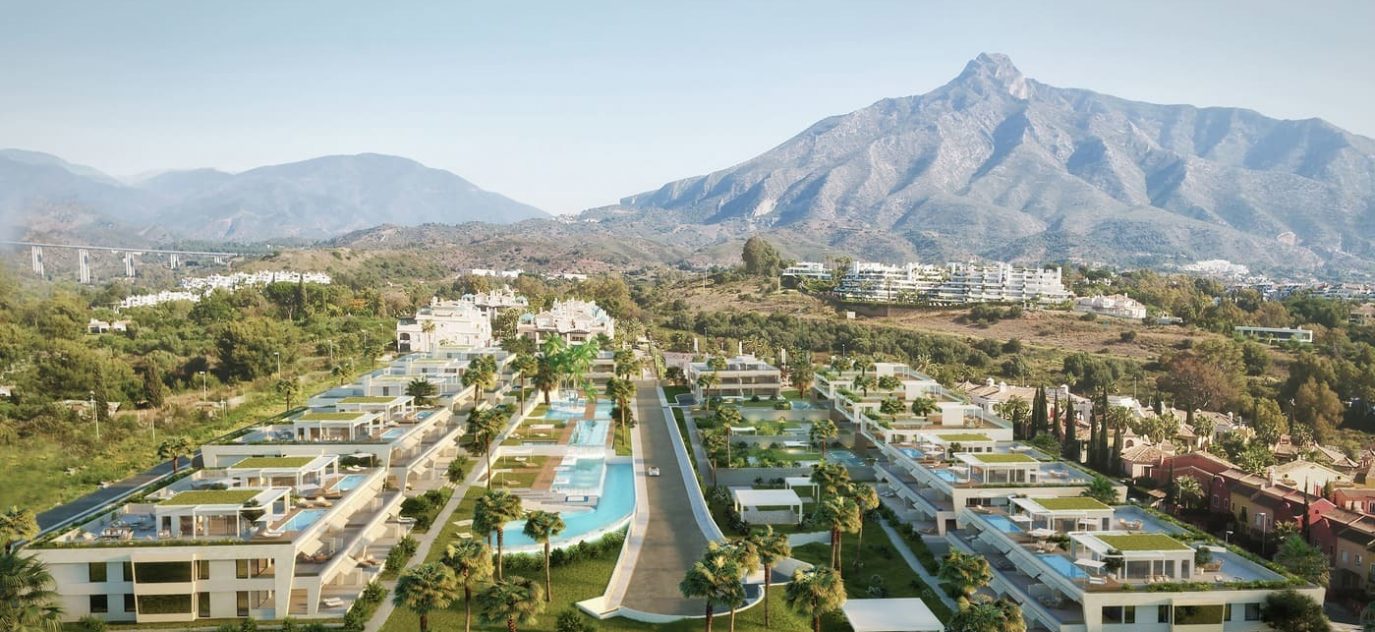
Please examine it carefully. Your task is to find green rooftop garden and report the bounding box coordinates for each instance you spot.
[298,412,367,421]
[231,456,316,469]
[340,396,403,404]
[1097,534,1191,551]
[971,453,1036,464]
[939,433,993,442]
[159,490,261,506]
[1032,497,1111,511]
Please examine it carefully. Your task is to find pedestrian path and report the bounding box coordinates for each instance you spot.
[878,519,960,614]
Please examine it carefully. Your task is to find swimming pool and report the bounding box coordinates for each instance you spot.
[499,462,635,549]
[570,418,611,446]
[932,469,963,483]
[335,474,368,493]
[380,427,408,440]
[899,447,925,459]
[553,458,605,494]
[983,515,1023,533]
[826,449,864,466]
[281,508,328,532]
[1039,554,1088,579]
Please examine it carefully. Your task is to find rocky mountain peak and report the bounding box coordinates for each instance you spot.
[954,52,1030,99]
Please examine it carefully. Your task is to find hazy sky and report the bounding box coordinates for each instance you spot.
[2,1,1373,214]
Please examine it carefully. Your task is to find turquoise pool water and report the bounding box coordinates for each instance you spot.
[827,449,864,466]
[983,515,1022,533]
[570,418,611,446]
[499,462,634,548]
[932,469,963,483]
[381,427,407,440]
[281,508,328,531]
[899,447,925,459]
[336,474,368,492]
[553,458,605,493]
[1040,554,1088,579]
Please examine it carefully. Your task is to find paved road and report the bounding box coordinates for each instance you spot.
[36,455,196,531]
[620,380,711,617]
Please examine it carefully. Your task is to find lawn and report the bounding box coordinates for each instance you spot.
[661,385,691,402]
[1032,497,1111,511]
[790,518,952,623]
[613,419,632,456]
[970,453,1036,464]
[1096,533,1191,551]
[159,489,261,505]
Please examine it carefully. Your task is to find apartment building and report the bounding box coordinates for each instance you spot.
[835,262,946,303]
[516,299,616,344]
[686,354,783,400]
[779,261,832,281]
[395,298,493,353]
[460,287,528,320]
[1073,294,1148,320]
[935,262,1072,305]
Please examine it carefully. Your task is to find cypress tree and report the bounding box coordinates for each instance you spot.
[1031,387,1048,439]
[1050,390,1062,441]
[1063,401,1078,461]
[1087,405,1099,469]
[1111,414,1125,476]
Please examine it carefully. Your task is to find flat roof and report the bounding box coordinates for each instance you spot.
[1096,533,1191,552]
[841,598,943,632]
[969,453,1037,464]
[731,488,803,506]
[298,412,368,421]
[230,456,317,469]
[1030,497,1111,511]
[159,489,261,506]
[340,396,406,404]
[934,433,993,443]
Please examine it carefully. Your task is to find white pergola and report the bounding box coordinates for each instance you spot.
[731,488,804,524]
[784,476,818,498]
[842,598,944,631]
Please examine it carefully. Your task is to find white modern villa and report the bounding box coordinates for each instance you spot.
[516,299,615,344]
[461,286,528,320]
[686,354,783,401]
[395,298,493,352]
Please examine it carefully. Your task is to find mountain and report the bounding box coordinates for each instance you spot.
[0,151,548,243]
[621,53,1375,272]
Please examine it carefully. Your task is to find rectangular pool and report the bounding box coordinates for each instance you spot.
[280,508,328,532]
[336,474,368,493]
[501,462,634,549]
[899,447,925,459]
[932,469,964,483]
[381,427,408,440]
[1039,553,1088,579]
[983,514,1023,533]
[553,458,606,493]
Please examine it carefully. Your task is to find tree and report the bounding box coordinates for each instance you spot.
[721,541,759,632]
[0,507,38,550]
[848,484,879,572]
[817,496,861,574]
[1274,535,1330,587]
[275,377,300,412]
[441,540,494,632]
[605,378,635,436]
[703,430,728,481]
[741,236,785,277]
[995,396,1030,440]
[0,552,62,631]
[748,526,791,629]
[697,372,720,404]
[476,577,546,632]
[1029,387,1048,438]
[447,456,471,486]
[809,461,851,515]
[1250,396,1289,445]
[785,565,846,632]
[466,409,503,486]
[1156,351,1244,413]
[392,563,457,632]
[1292,377,1344,441]
[522,511,566,601]
[680,546,745,632]
[141,362,167,408]
[511,354,538,396]
[156,436,195,476]
[1260,589,1331,632]
[534,356,560,405]
[789,357,815,396]
[937,550,991,607]
[910,397,939,420]
[474,490,525,580]
[851,374,875,398]
[555,610,596,632]
[879,397,905,427]
[876,375,902,392]
[1174,476,1205,512]
[1082,476,1118,504]
[947,598,1025,632]
[406,379,439,407]
[808,419,838,459]
[1062,402,1079,462]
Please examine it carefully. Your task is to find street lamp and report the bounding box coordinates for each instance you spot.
[274,352,281,377]
[88,390,99,441]
[1257,512,1269,557]
[1225,529,1233,546]
[199,371,207,403]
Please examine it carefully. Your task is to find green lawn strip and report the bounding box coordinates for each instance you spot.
[661,385,691,401]
[1096,533,1191,551]
[492,470,540,489]
[789,518,951,622]
[159,489,261,505]
[230,456,317,469]
[613,420,632,456]
[423,486,488,563]
[1031,496,1111,511]
[970,453,1036,464]
[401,487,454,534]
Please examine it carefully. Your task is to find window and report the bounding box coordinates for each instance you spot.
[89,594,108,614]
[137,594,193,615]
[88,562,107,583]
[123,593,135,613]
[122,561,133,582]
[236,559,249,579]
[236,591,249,617]
[1224,604,1233,621]
[133,561,192,583]
[1244,603,1262,621]
[1124,606,1136,624]
[1102,606,1135,624]
[1158,605,1171,623]
[196,560,210,580]
[198,592,211,618]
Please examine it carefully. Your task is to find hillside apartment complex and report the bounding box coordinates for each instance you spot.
[516,298,616,344]
[395,297,493,352]
[835,261,1072,305]
[24,345,510,625]
[685,354,784,401]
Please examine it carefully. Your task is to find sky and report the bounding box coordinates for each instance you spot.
[2,1,1373,214]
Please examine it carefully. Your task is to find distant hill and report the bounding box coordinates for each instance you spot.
[0,151,548,243]
[620,53,1375,272]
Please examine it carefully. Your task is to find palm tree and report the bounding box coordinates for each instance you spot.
[1081,476,1119,505]
[511,354,538,396]
[534,356,560,405]
[749,527,791,628]
[722,541,759,632]
[938,550,992,607]
[879,397,905,428]
[156,436,195,476]
[275,377,300,412]
[564,343,599,395]
[817,496,862,574]
[613,349,640,379]
[947,598,1025,632]
[785,565,846,632]
[808,419,838,460]
[697,372,720,405]
[0,507,38,550]
[848,484,880,571]
[1174,476,1204,513]
[462,364,497,405]
[521,511,566,601]
[441,540,494,632]
[466,409,502,487]
[392,562,457,632]
[703,431,728,484]
[809,461,851,513]
[606,377,636,436]
[476,577,545,632]
[910,397,939,424]
[679,546,745,632]
[877,375,902,392]
[851,374,875,398]
[406,378,438,407]
[474,490,525,580]
[0,552,62,631]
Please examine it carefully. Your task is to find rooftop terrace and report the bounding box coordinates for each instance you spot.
[159,489,262,506]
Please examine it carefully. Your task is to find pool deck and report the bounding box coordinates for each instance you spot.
[618,380,713,617]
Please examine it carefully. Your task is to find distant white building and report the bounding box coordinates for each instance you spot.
[780,261,831,281]
[180,271,332,292]
[1074,294,1148,320]
[686,354,783,400]
[117,291,202,310]
[1234,326,1313,344]
[395,298,493,352]
[470,269,522,279]
[836,261,1070,305]
[516,299,615,344]
[460,287,528,320]
[836,262,946,302]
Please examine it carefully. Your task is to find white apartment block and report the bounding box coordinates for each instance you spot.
[118,291,201,310]
[686,354,783,400]
[395,298,493,353]
[180,271,332,292]
[460,286,528,320]
[836,261,1071,305]
[780,261,832,280]
[516,299,615,344]
[1074,294,1148,320]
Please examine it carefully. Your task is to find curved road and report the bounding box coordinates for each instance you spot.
[619,380,712,617]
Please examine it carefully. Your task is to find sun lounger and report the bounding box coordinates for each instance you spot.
[322,597,345,608]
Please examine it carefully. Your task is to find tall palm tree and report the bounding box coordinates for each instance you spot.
[405,378,438,407]
[1174,476,1205,513]
[938,550,992,607]
[697,372,720,405]
[679,547,745,632]
[466,409,502,487]
[749,527,791,628]
[808,419,838,460]
[721,541,759,632]
[851,374,875,398]
[476,577,545,632]
[848,484,880,572]
[817,496,861,574]
[0,551,62,631]
[1,507,39,550]
[703,431,728,485]
[474,490,524,580]
[809,461,851,513]
[606,377,636,436]
[521,511,566,601]
[511,354,538,396]
[392,562,457,632]
[785,565,846,632]
[156,436,196,476]
[534,356,559,405]
[441,540,494,632]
